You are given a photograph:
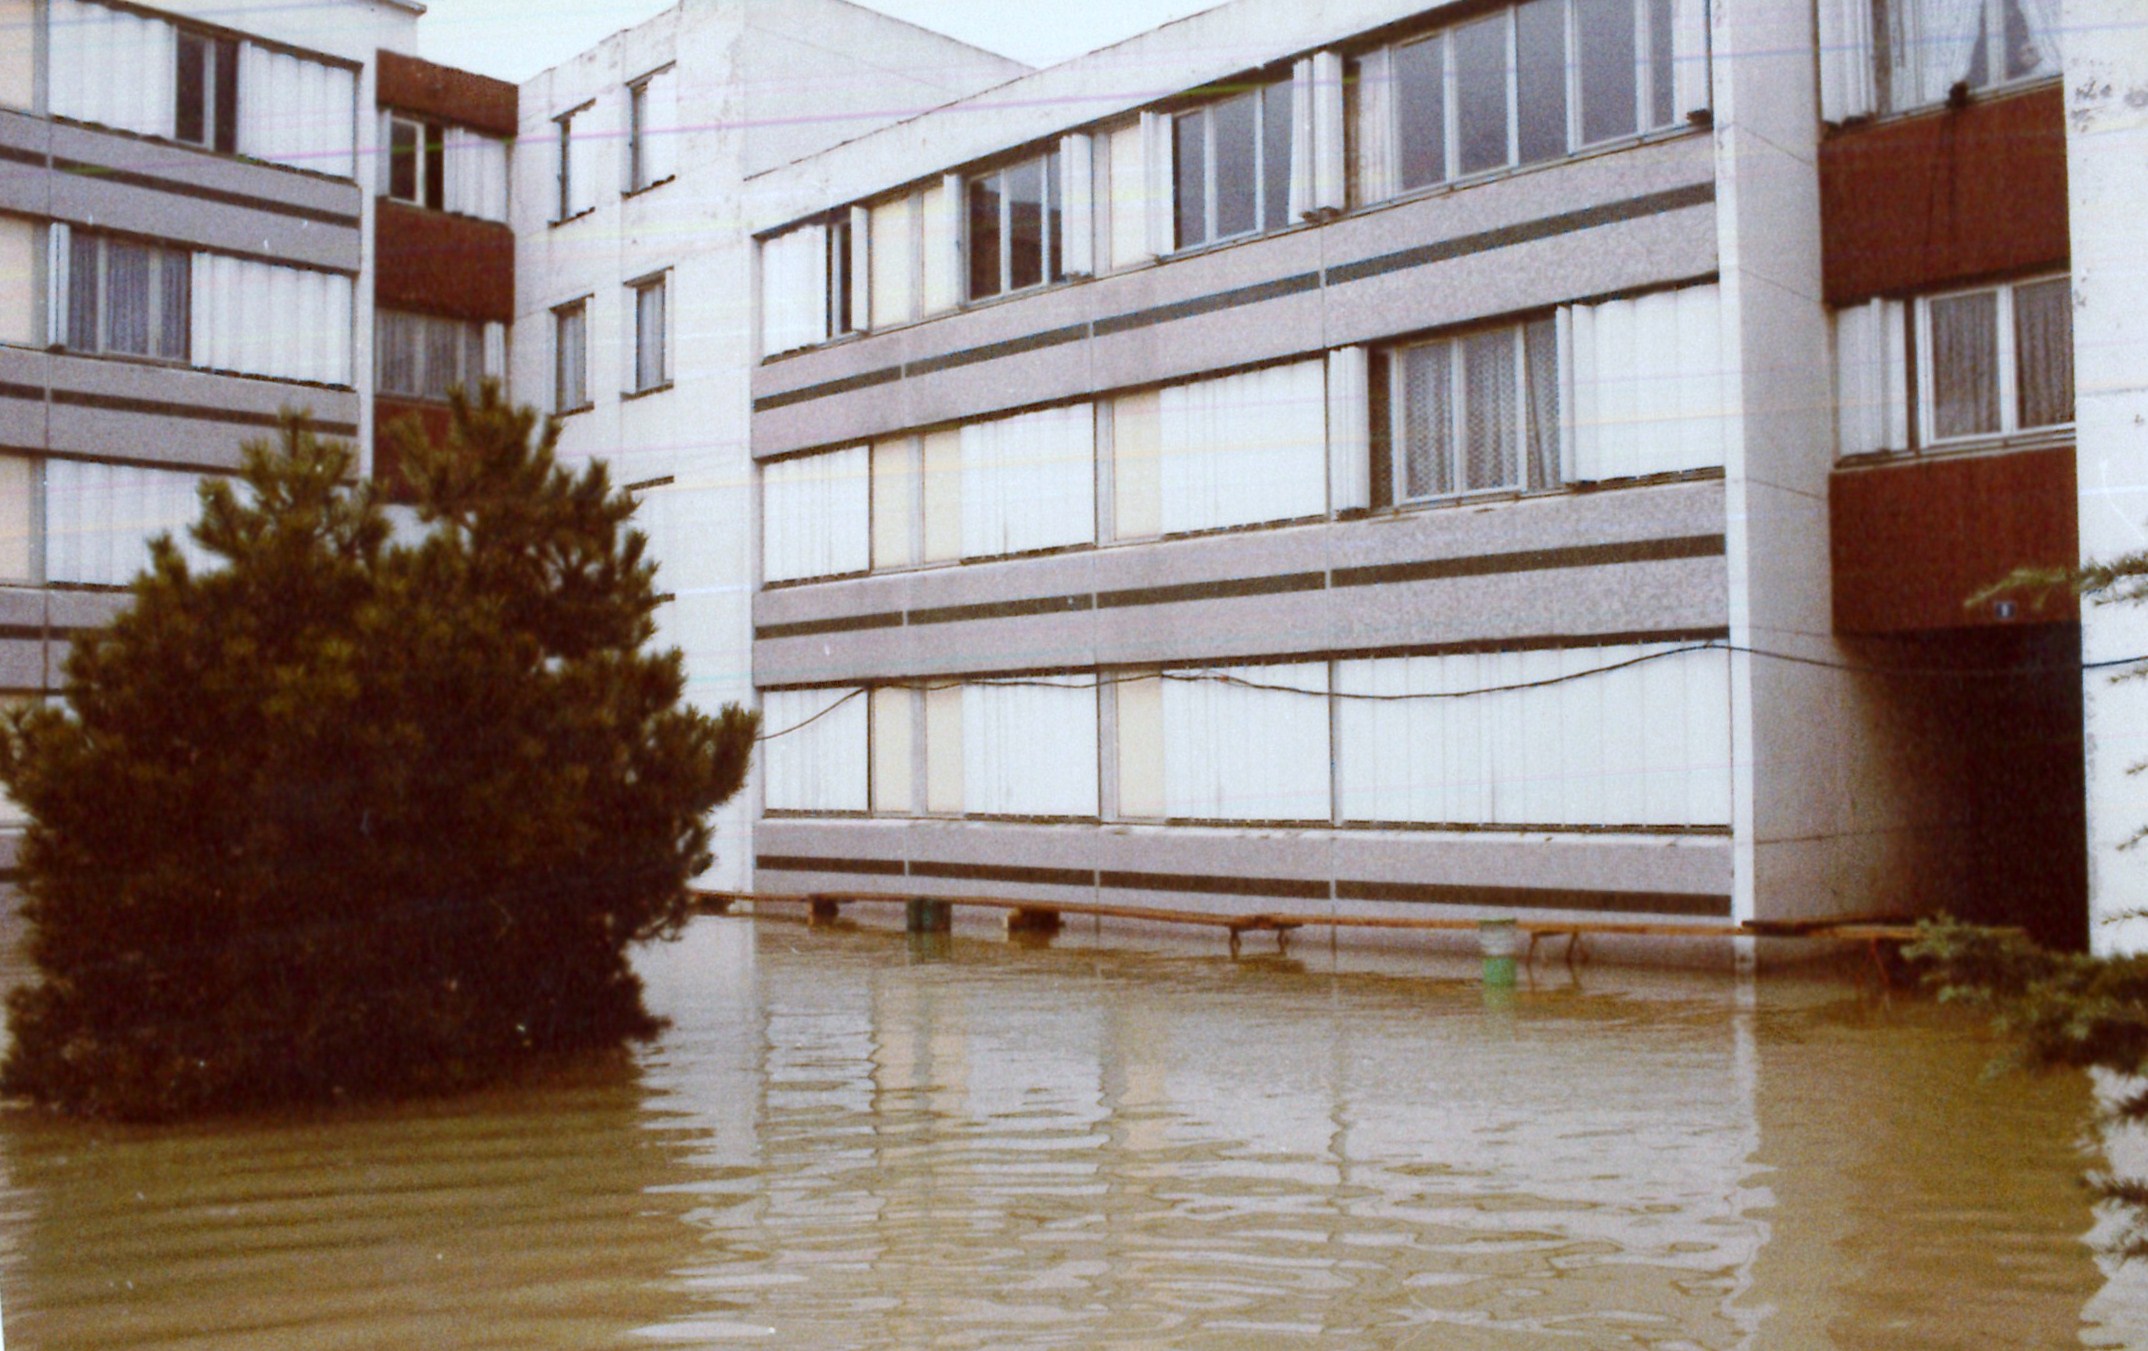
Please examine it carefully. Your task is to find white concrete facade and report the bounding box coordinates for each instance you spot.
[2066,0,2148,954]
[511,0,1024,890]
[509,0,2125,949]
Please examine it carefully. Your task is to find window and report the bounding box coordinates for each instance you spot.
[1875,0,2062,113]
[630,273,667,393]
[626,67,677,192]
[1381,319,1560,501]
[386,115,445,209]
[1172,82,1291,250]
[554,106,595,221]
[553,299,587,412]
[66,233,189,362]
[1919,276,2072,445]
[967,150,1064,299]
[375,311,484,401]
[826,216,855,336]
[1387,0,1682,193]
[174,29,238,154]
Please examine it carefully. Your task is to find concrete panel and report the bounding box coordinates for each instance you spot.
[0,352,47,449]
[749,815,1734,922]
[45,587,126,630]
[0,636,41,690]
[0,212,36,346]
[1333,828,1733,897]
[1321,207,1717,349]
[0,586,46,628]
[0,111,53,220]
[45,355,358,470]
[43,123,360,273]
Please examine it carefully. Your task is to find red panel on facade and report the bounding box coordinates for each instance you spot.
[1831,446,2079,634]
[1819,85,2069,307]
[373,398,454,503]
[376,50,518,138]
[375,200,514,324]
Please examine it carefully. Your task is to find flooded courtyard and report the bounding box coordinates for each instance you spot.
[2,912,2145,1348]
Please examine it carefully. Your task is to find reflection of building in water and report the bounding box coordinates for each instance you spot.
[638,926,2125,1344]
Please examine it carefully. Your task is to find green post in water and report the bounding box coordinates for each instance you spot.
[1480,918,1519,988]
[907,896,952,934]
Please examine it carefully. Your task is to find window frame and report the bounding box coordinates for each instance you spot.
[173,29,239,155]
[625,66,676,195]
[552,296,590,414]
[385,114,446,210]
[65,232,191,365]
[964,148,1065,302]
[626,270,670,397]
[1170,79,1293,254]
[1877,0,2065,114]
[552,101,593,224]
[1384,318,1560,504]
[1386,0,1683,196]
[374,309,485,403]
[1914,272,2074,449]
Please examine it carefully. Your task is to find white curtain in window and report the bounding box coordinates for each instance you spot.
[1916,0,1992,100]
[482,321,506,381]
[1159,359,1327,533]
[1672,0,1711,121]
[1161,663,1330,822]
[961,678,1098,817]
[1564,283,1726,482]
[1327,346,1372,512]
[1834,298,1910,456]
[639,66,679,186]
[1059,133,1096,277]
[922,176,962,313]
[761,687,868,813]
[1818,0,1878,121]
[761,224,827,356]
[45,459,216,587]
[1335,643,1731,829]
[958,403,1095,558]
[46,0,175,139]
[762,446,869,583]
[191,253,352,386]
[1351,47,1397,206]
[238,44,356,179]
[1139,111,1175,260]
[442,128,510,221]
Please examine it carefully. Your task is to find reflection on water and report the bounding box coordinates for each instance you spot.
[0,912,2139,1348]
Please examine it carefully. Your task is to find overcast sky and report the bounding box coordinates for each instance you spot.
[415,0,1224,83]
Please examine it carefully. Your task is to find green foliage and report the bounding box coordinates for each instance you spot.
[0,385,757,1122]
[1909,917,2148,1258]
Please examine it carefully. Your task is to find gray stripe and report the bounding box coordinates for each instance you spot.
[1337,878,1732,917]
[909,592,1093,627]
[1096,570,1325,609]
[1331,534,1725,588]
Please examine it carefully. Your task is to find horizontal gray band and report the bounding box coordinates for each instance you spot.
[754,852,1731,918]
[755,534,1726,643]
[753,182,1716,415]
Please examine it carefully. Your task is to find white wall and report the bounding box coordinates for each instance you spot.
[2067,0,2148,954]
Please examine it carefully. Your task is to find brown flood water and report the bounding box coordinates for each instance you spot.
[1,911,2145,1349]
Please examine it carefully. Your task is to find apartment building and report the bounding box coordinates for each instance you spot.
[733,0,2137,954]
[0,0,421,840]
[511,0,1026,888]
